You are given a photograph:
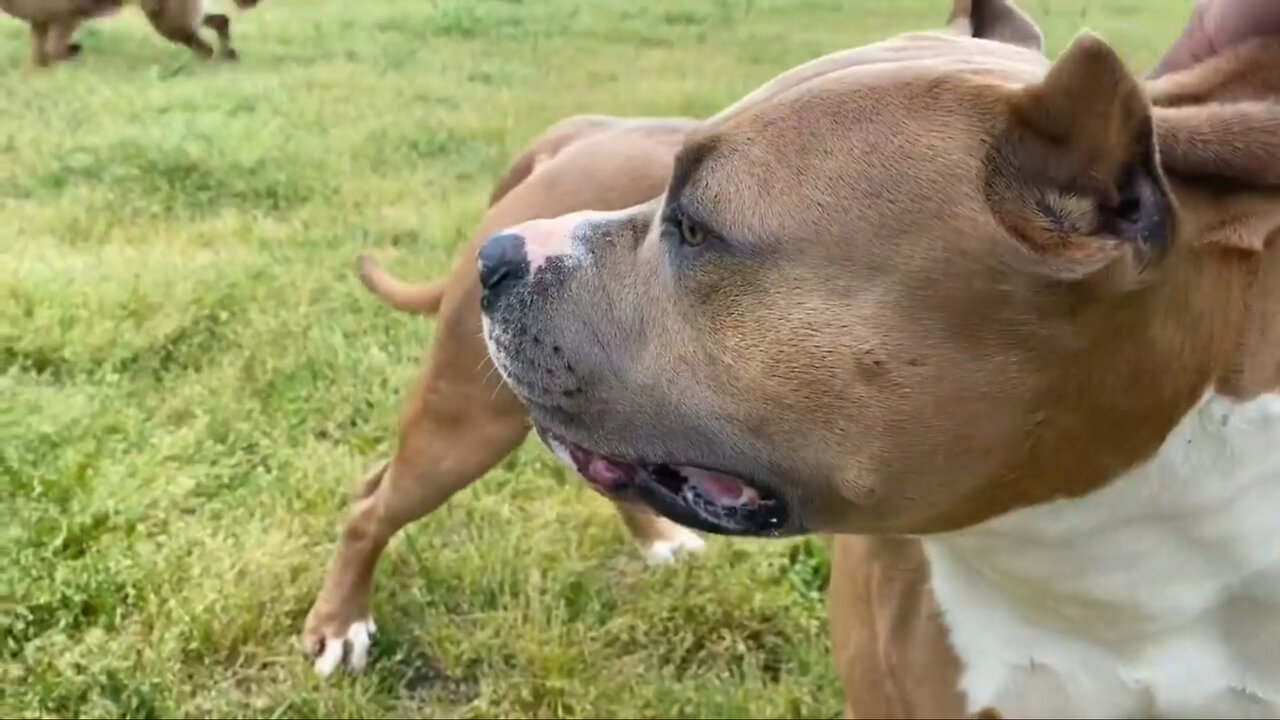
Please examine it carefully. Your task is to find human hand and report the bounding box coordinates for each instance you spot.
[1151,0,1280,77]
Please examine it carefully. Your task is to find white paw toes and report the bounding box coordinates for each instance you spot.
[312,618,376,677]
[642,527,707,565]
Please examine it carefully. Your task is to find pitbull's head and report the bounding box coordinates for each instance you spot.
[480,1,1279,538]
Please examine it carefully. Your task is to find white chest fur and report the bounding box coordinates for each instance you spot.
[923,391,1280,719]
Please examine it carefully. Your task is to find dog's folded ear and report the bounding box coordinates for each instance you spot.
[1154,103,1280,190]
[1145,38,1280,254]
[983,33,1173,284]
[947,0,1044,52]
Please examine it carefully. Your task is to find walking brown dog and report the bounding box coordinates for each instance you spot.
[303,115,715,676]
[301,0,1062,681]
[1,0,261,67]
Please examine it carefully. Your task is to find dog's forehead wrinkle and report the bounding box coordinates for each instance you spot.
[669,133,720,201]
[710,30,1048,124]
[690,82,1020,258]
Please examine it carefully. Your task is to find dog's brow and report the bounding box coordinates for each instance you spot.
[667,137,717,206]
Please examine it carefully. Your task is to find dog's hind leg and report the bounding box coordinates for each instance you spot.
[45,19,83,63]
[303,289,533,676]
[304,276,705,675]
[302,403,531,676]
[201,12,237,60]
[617,499,706,564]
[28,21,52,67]
[142,1,215,59]
[303,383,701,674]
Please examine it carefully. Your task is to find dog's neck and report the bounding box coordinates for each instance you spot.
[1240,231,1280,394]
[1171,179,1280,400]
[1215,222,1280,398]
[919,184,1280,716]
[1146,40,1280,399]
[921,386,1280,716]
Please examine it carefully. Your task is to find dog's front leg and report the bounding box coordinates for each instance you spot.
[28,21,51,67]
[45,20,83,63]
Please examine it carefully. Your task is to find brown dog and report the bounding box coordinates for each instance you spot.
[476,0,1280,715]
[303,115,714,676]
[1,0,259,67]
[303,0,1052,683]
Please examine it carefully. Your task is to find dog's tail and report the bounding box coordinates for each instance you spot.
[357,254,447,316]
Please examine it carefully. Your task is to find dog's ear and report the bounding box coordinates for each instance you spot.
[1145,37,1280,254]
[1154,103,1280,194]
[983,33,1173,284]
[946,0,1043,52]
[1150,103,1280,257]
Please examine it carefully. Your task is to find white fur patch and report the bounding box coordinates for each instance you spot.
[642,527,707,565]
[923,391,1280,718]
[507,207,630,275]
[312,617,376,677]
[185,0,208,28]
[511,211,593,274]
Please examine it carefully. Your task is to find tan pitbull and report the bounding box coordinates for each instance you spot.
[1,0,259,67]
[307,0,1055,679]
[303,115,715,676]
[476,0,1280,715]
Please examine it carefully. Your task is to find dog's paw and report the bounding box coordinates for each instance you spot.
[304,616,376,677]
[641,527,707,565]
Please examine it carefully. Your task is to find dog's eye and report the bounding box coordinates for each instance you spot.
[679,216,707,248]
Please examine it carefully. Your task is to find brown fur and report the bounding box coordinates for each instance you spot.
[830,37,1280,716]
[355,255,448,316]
[475,1,1280,715]
[302,116,708,669]
[0,0,260,67]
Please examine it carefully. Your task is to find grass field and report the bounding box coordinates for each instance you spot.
[3,1,1192,717]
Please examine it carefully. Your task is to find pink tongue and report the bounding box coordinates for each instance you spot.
[679,466,759,505]
[566,445,631,493]
[587,456,628,490]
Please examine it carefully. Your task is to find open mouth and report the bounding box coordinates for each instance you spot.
[535,426,791,537]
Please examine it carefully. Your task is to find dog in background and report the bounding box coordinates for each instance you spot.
[1,0,261,67]
[303,115,713,676]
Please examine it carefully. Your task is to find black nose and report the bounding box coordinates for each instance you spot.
[477,232,528,306]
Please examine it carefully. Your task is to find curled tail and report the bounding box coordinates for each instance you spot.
[357,254,447,315]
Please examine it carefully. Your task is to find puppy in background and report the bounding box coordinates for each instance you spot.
[1,0,261,67]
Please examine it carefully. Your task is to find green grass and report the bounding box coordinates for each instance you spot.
[2,0,1190,717]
